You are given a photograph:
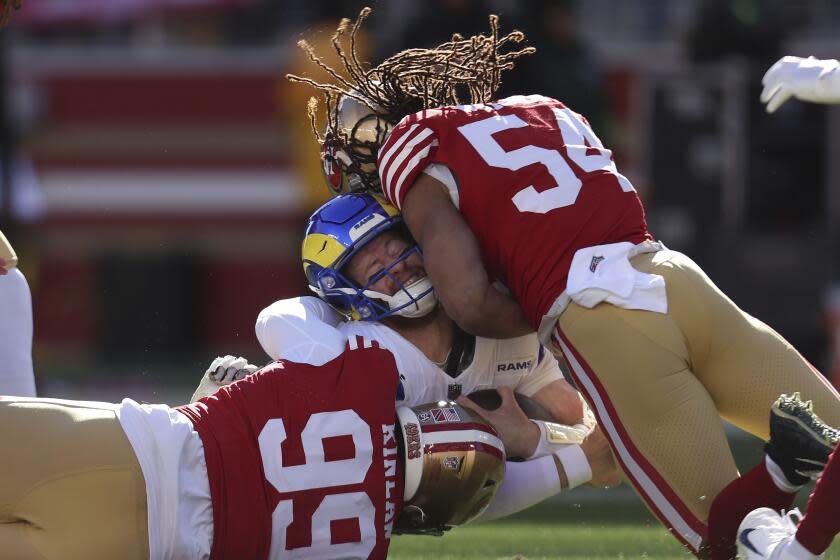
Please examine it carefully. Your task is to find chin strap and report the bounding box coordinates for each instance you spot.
[443,325,476,378]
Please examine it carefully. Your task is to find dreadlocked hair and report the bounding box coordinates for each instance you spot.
[287,6,535,145]
[1,0,21,27]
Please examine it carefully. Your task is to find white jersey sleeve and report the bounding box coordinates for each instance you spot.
[513,344,564,397]
[0,267,36,397]
[477,453,562,521]
[115,399,212,559]
[255,296,346,365]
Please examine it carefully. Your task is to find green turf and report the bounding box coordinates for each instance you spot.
[388,489,840,559]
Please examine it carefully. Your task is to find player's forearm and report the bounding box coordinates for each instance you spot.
[419,212,530,338]
[477,454,563,521]
[437,284,531,339]
[478,443,601,522]
[403,174,532,339]
[531,379,586,426]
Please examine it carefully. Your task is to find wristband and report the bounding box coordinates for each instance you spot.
[554,444,593,489]
[527,420,590,459]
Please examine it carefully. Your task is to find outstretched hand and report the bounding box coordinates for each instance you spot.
[761,56,840,113]
[190,355,259,403]
[457,386,540,459]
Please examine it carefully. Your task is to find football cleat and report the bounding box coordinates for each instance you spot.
[736,508,812,560]
[765,393,840,486]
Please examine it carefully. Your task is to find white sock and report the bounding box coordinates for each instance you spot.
[765,456,803,493]
[776,536,819,560]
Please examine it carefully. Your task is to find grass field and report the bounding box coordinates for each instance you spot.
[389,487,840,560]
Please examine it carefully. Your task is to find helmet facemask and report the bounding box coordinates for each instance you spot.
[302,194,438,322]
[321,96,395,196]
[313,226,438,321]
[349,242,438,320]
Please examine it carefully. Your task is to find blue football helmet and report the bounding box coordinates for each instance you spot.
[302,193,438,321]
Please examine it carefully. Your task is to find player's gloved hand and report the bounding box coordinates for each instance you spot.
[458,386,541,459]
[207,355,257,383]
[190,355,258,403]
[761,56,840,113]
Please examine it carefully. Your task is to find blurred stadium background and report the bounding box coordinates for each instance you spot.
[1,0,839,556]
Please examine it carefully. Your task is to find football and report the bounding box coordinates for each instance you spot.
[466,388,553,422]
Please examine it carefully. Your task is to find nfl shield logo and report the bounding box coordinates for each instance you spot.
[589,255,605,273]
[442,456,461,470]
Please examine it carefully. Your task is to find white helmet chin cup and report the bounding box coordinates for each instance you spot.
[391,277,438,318]
[358,276,438,319]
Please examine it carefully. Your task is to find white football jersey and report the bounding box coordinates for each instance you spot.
[255,297,563,405]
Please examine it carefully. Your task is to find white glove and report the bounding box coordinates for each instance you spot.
[190,355,258,402]
[761,55,840,113]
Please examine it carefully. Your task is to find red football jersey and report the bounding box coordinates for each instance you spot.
[178,340,404,560]
[378,94,652,328]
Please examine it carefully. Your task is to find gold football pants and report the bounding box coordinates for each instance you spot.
[0,397,148,560]
[550,249,840,554]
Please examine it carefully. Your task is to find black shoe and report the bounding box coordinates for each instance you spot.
[764,392,840,486]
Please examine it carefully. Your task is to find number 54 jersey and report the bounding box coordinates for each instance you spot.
[178,343,403,560]
[378,95,652,329]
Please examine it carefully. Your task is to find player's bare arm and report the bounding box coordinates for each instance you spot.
[459,386,620,490]
[402,173,531,339]
[529,378,585,425]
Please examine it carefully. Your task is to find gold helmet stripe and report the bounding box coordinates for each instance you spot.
[371,194,400,217]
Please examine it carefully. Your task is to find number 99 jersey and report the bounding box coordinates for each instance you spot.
[377,95,652,329]
[178,342,403,560]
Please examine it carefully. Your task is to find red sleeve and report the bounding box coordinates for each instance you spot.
[377,116,439,209]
